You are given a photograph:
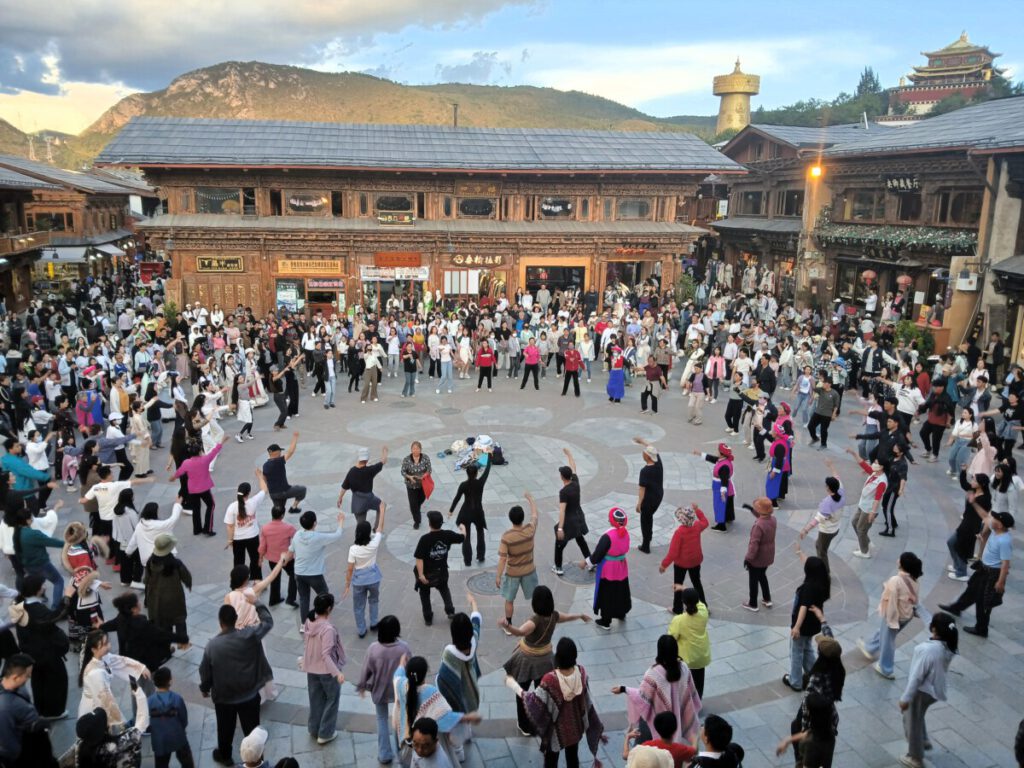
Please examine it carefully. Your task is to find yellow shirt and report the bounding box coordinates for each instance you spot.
[668,602,711,669]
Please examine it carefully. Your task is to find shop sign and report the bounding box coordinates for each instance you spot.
[307,278,345,290]
[717,199,729,218]
[885,175,920,191]
[374,251,421,268]
[275,279,304,313]
[452,254,505,266]
[455,181,501,196]
[377,212,415,225]
[197,256,244,272]
[286,192,328,214]
[278,259,344,276]
[618,242,659,250]
[360,265,430,281]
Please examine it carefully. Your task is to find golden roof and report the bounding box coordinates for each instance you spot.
[922,31,1000,58]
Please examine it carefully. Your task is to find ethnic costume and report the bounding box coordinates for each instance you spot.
[700,444,735,529]
[606,346,625,403]
[766,422,792,506]
[585,507,632,629]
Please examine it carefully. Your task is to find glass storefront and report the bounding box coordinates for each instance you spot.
[524,265,585,292]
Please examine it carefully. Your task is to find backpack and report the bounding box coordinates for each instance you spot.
[490,444,506,466]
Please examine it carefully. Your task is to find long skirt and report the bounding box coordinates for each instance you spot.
[712,481,735,524]
[606,369,626,400]
[593,575,631,620]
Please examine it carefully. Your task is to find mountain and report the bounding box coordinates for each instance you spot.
[35,61,715,168]
[0,118,29,157]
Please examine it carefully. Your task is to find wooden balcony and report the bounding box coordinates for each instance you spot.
[0,230,50,256]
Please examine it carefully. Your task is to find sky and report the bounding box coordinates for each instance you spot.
[1,0,1022,135]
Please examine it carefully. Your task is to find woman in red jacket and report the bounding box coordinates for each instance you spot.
[660,504,709,614]
[475,340,496,392]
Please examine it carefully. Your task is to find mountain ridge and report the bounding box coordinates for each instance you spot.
[3,61,717,169]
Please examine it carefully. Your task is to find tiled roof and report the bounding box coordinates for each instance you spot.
[823,96,1024,156]
[50,228,135,247]
[86,168,155,195]
[747,123,886,149]
[0,165,61,191]
[0,155,134,194]
[711,217,803,234]
[95,117,745,174]
[136,213,708,237]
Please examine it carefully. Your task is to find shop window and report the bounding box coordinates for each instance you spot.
[775,189,804,217]
[603,198,614,220]
[457,198,495,217]
[736,191,766,216]
[897,192,922,222]
[751,141,764,160]
[330,191,344,217]
[242,188,257,216]
[935,190,983,225]
[359,193,368,216]
[617,198,652,220]
[29,212,69,231]
[844,191,885,221]
[769,142,781,159]
[285,191,329,215]
[196,187,241,214]
[443,196,452,217]
[525,197,535,220]
[375,194,413,212]
[269,190,283,216]
[580,198,590,219]
[539,197,573,218]
[501,197,510,220]
[160,198,169,215]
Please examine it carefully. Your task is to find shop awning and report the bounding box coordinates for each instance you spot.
[96,244,126,257]
[38,247,88,264]
[992,254,1024,295]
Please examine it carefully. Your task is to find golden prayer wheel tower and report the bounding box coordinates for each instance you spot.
[713,59,760,135]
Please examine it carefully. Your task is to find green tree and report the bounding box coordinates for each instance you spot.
[929,93,969,116]
[856,67,882,96]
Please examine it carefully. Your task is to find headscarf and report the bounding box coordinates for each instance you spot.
[772,421,787,439]
[608,506,628,537]
[780,401,792,414]
[717,443,734,460]
[675,504,697,526]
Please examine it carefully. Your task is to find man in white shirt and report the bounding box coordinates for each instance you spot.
[81,466,153,553]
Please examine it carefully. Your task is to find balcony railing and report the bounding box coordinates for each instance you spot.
[0,230,51,256]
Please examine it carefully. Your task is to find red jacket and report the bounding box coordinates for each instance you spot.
[564,349,582,372]
[476,349,496,367]
[661,508,709,569]
[744,512,777,568]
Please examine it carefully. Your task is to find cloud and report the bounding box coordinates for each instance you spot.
[0,43,60,95]
[0,0,528,93]
[0,81,133,134]
[435,51,508,83]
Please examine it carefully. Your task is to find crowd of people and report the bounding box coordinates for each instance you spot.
[0,267,1020,768]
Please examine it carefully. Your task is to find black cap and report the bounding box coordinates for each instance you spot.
[267,444,282,453]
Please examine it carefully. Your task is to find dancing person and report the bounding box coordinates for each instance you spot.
[401,442,432,530]
[301,593,346,745]
[668,588,710,699]
[224,470,268,581]
[338,446,388,528]
[449,450,491,565]
[262,433,306,515]
[857,552,925,679]
[257,505,296,607]
[661,504,708,613]
[897,613,958,768]
[172,435,229,537]
[580,507,632,630]
[414,511,465,626]
[741,497,777,612]
[784,550,831,692]
[939,511,1014,638]
[553,449,591,576]
[290,510,345,623]
[845,448,887,559]
[798,462,845,574]
[355,616,411,765]
[496,492,539,628]
[343,506,386,639]
[694,445,735,532]
[634,437,664,554]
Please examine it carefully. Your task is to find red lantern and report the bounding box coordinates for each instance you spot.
[896,274,913,287]
[861,269,877,285]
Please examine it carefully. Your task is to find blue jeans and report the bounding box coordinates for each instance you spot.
[403,370,416,396]
[789,634,816,689]
[946,531,968,577]
[307,672,340,740]
[948,437,971,475]
[324,377,336,406]
[352,580,381,636]
[858,423,879,460]
[793,391,812,425]
[25,561,64,610]
[149,418,164,448]
[439,361,454,392]
[864,616,910,676]
[375,701,394,762]
[583,359,592,379]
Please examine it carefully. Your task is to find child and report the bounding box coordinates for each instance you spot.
[68,566,110,651]
[148,667,194,768]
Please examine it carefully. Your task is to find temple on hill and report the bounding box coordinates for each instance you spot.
[880,31,1004,122]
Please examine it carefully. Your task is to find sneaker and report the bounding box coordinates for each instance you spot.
[129,581,145,590]
[741,602,759,612]
[898,755,924,768]
[595,618,612,631]
[762,600,773,609]
[946,564,956,572]
[873,662,895,680]
[947,572,969,582]
[852,548,871,559]
[317,734,338,745]
[436,389,441,394]
[235,435,246,443]
[550,565,564,576]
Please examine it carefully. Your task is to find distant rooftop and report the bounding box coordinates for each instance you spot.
[0,154,135,194]
[721,123,888,158]
[823,96,1024,157]
[0,165,61,191]
[95,116,745,174]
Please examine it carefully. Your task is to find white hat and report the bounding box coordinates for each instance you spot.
[357,447,370,462]
[108,413,123,421]
[238,727,268,764]
[643,444,659,461]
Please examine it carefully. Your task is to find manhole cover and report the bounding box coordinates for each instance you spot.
[436,407,462,415]
[466,572,502,596]
[389,400,416,409]
[556,565,596,585]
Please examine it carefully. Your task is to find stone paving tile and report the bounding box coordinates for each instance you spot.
[10,375,1022,767]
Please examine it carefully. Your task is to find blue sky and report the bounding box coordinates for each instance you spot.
[1,0,1022,133]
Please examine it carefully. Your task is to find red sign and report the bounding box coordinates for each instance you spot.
[374,252,421,268]
[139,262,166,283]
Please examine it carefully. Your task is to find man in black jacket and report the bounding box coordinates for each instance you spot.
[199,603,274,766]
